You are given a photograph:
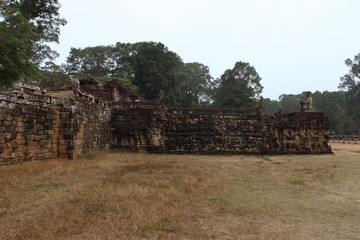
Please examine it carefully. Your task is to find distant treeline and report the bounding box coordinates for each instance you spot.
[262,91,358,135]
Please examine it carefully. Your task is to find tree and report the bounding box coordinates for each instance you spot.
[28,61,72,90]
[132,42,183,106]
[339,54,360,91]
[312,91,357,135]
[65,45,116,76]
[278,94,300,113]
[178,62,213,107]
[64,42,184,106]
[112,42,135,79]
[0,0,66,88]
[8,0,67,62]
[261,98,279,115]
[339,53,360,134]
[0,2,36,87]
[65,43,135,79]
[212,61,263,108]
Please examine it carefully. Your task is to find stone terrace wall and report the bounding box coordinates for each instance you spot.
[265,112,331,154]
[0,80,332,166]
[0,93,60,164]
[0,90,111,165]
[165,108,265,154]
[164,108,332,154]
[58,96,112,159]
[111,102,165,153]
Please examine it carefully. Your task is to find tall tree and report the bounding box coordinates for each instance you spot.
[212,61,263,108]
[178,62,213,107]
[339,53,360,134]
[0,0,66,87]
[0,1,36,87]
[112,42,135,79]
[64,42,184,106]
[9,0,67,62]
[132,42,183,106]
[65,45,116,76]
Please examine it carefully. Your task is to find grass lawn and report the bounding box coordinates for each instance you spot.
[1,143,360,239]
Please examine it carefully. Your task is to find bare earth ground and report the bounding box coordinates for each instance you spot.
[0,143,360,240]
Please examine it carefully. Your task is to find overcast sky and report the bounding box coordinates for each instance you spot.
[52,0,360,100]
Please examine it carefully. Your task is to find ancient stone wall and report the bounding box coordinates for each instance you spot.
[111,106,332,155]
[0,90,111,165]
[58,96,112,159]
[0,79,332,165]
[262,112,331,154]
[164,109,331,154]
[164,108,264,154]
[0,93,60,164]
[110,102,165,153]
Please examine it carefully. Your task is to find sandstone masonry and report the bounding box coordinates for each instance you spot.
[0,79,332,165]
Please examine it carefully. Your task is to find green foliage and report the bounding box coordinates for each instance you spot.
[339,53,360,132]
[278,91,357,135]
[9,0,67,62]
[0,1,37,87]
[339,54,360,91]
[119,77,139,93]
[65,46,116,76]
[278,94,300,113]
[212,61,263,108]
[65,43,135,79]
[65,42,187,106]
[25,62,71,90]
[0,0,66,87]
[312,91,357,135]
[261,98,280,115]
[131,42,183,105]
[112,42,135,79]
[178,62,213,107]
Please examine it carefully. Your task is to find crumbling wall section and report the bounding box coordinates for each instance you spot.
[67,97,112,158]
[0,90,112,165]
[0,93,62,165]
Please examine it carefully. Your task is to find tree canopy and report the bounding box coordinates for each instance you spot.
[131,42,183,105]
[0,0,66,88]
[178,62,213,107]
[212,61,263,108]
[278,94,300,113]
[339,53,360,134]
[64,42,215,107]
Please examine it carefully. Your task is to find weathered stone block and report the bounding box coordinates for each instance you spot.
[0,134,5,144]
[3,121,12,126]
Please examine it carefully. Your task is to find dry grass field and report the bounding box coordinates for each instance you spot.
[1,143,360,240]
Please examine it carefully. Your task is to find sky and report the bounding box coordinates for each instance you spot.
[52,0,360,100]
